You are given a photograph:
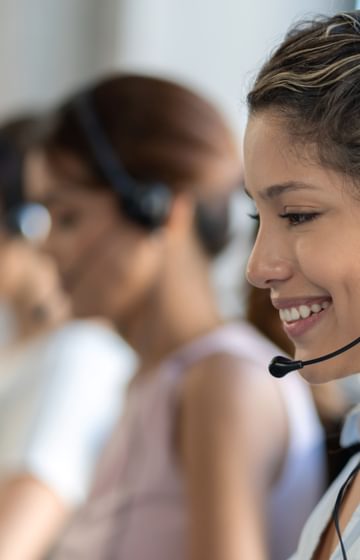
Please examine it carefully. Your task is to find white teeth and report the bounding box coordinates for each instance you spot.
[279,309,292,322]
[279,301,330,323]
[290,307,300,320]
[299,305,311,319]
[284,309,292,322]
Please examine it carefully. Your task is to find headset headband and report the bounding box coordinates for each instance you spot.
[72,91,172,229]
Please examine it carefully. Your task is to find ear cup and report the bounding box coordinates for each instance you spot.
[120,182,172,228]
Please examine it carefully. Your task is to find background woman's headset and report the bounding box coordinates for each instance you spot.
[0,136,50,242]
[72,92,172,230]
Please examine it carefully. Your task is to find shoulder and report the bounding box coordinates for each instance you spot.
[180,349,284,419]
[179,350,288,472]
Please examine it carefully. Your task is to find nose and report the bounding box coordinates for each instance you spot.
[40,236,61,268]
[246,227,293,289]
[37,220,59,261]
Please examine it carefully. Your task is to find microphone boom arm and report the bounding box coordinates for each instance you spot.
[269,335,360,378]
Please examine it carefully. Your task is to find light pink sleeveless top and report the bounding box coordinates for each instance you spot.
[53,322,325,560]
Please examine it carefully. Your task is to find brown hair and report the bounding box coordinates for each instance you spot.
[0,113,56,213]
[0,113,55,152]
[44,74,241,255]
[247,11,360,180]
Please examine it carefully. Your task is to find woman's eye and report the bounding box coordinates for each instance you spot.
[55,212,81,229]
[279,212,320,226]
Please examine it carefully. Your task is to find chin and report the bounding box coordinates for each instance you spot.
[71,299,97,319]
[298,358,358,385]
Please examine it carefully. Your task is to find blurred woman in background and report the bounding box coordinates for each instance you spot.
[27,73,325,560]
[0,118,136,560]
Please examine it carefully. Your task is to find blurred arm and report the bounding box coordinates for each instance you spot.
[0,474,70,560]
[179,354,288,560]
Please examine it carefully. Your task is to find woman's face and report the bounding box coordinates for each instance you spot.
[25,150,165,328]
[244,111,360,383]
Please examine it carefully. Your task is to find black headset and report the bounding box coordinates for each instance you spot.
[72,92,172,230]
[0,137,51,242]
[0,135,25,234]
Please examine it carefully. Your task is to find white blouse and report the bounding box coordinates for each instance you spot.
[0,320,136,505]
[289,404,360,560]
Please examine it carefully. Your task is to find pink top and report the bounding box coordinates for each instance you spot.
[53,322,325,560]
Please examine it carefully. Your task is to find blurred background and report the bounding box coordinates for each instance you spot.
[0,0,354,316]
[0,4,357,559]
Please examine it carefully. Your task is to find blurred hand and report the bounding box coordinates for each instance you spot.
[0,239,71,336]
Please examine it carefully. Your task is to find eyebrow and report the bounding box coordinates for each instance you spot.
[245,181,318,201]
[34,180,91,206]
[35,191,77,208]
[35,193,62,207]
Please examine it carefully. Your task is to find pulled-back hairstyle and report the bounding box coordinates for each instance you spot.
[44,74,241,256]
[247,11,360,180]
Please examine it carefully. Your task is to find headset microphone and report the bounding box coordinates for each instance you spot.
[269,334,360,378]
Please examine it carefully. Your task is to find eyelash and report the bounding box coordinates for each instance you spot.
[247,212,320,226]
[54,211,81,229]
[279,212,320,226]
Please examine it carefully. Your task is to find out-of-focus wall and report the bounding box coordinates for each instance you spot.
[114,0,354,140]
[0,0,353,126]
[0,0,119,118]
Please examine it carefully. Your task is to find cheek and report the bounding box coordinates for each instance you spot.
[296,234,360,305]
[46,225,99,275]
[44,229,79,270]
[70,239,156,320]
[295,228,337,279]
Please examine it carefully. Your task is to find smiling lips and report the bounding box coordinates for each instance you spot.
[272,297,332,338]
[279,300,330,323]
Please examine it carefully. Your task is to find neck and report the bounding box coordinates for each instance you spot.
[119,247,223,374]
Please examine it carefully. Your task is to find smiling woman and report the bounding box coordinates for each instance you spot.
[245,11,360,560]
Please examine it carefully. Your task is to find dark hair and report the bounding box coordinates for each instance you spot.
[0,114,55,151]
[247,11,360,180]
[43,74,241,256]
[0,113,56,213]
